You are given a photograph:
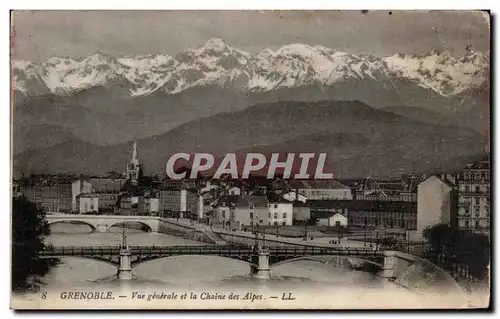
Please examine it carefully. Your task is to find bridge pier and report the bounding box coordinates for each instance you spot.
[96,224,108,233]
[117,247,132,280]
[117,229,132,280]
[251,249,271,279]
[380,250,396,280]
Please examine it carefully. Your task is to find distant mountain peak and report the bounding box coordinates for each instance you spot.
[12,40,489,99]
[201,37,230,51]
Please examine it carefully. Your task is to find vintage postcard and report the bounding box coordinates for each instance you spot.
[10,10,491,310]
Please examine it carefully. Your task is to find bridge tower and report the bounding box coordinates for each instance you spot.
[251,232,270,279]
[117,229,133,280]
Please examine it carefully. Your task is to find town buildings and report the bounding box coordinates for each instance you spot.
[14,135,490,242]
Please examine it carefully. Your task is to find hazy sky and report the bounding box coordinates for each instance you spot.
[11,10,490,62]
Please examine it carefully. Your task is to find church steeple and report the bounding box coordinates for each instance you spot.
[125,141,141,185]
[131,141,139,166]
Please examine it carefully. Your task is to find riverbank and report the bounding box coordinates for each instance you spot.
[164,217,370,249]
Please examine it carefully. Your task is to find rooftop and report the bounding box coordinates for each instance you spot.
[288,179,350,190]
[464,159,490,170]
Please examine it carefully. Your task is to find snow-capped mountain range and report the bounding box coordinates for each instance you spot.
[13,38,489,98]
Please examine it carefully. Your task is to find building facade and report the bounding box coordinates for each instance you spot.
[289,180,352,200]
[417,175,457,234]
[346,201,417,230]
[309,200,417,230]
[77,194,99,214]
[232,196,269,229]
[71,179,93,212]
[456,159,490,234]
[267,201,293,226]
[317,213,348,227]
[157,187,197,216]
[21,181,72,213]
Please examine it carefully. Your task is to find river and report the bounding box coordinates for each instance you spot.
[14,223,479,309]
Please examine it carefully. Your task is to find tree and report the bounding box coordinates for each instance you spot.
[423,223,490,280]
[12,196,59,292]
[379,236,399,250]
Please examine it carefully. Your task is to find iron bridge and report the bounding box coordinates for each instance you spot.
[39,245,384,267]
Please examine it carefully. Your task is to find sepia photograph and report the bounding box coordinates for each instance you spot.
[9,10,491,310]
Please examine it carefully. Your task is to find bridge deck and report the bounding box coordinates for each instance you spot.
[39,245,383,258]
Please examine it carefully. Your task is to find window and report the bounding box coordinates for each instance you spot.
[274,204,278,209]
[475,220,480,229]
[465,185,470,192]
[475,197,480,205]
[465,220,470,228]
[274,213,278,218]
[475,207,480,217]
[283,212,287,218]
[250,212,253,219]
[282,221,286,226]
[268,212,271,217]
[274,222,278,226]
[486,207,490,218]
[259,219,263,224]
[475,186,480,193]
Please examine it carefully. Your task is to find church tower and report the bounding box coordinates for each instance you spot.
[125,141,141,185]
